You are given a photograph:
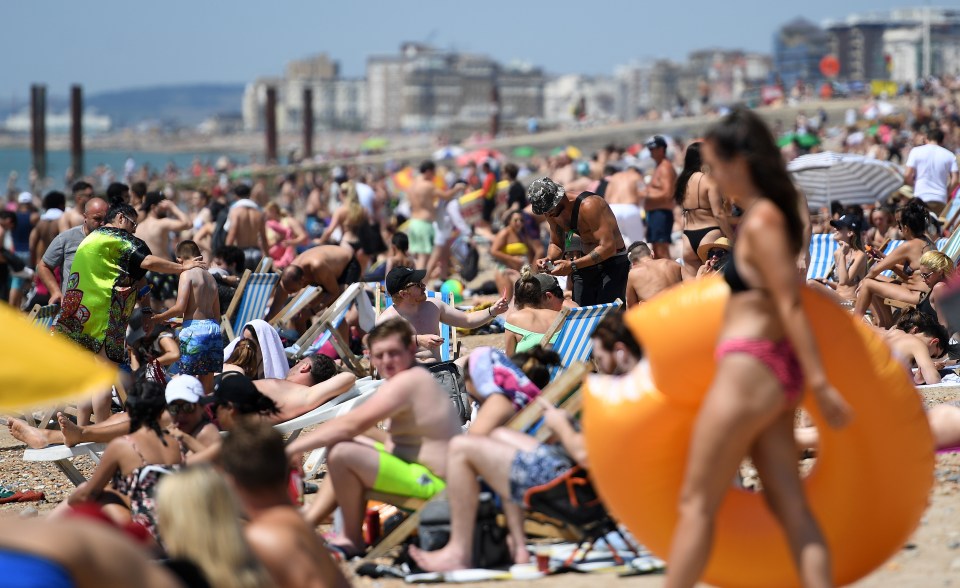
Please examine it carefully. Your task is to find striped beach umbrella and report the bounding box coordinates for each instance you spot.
[787,152,904,209]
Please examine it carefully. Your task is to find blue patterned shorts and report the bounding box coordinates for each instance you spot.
[176,319,223,375]
[508,443,573,505]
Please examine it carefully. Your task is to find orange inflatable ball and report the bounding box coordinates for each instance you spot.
[585,277,933,588]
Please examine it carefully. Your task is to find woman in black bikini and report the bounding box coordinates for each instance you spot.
[853,199,935,327]
[674,142,733,280]
[665,108,851,588]
[807,214,868,306]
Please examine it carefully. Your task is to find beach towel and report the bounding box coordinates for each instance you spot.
[56,227,150,363]
[222,319,288,379]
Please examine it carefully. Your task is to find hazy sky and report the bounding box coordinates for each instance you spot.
[0,0,930,98]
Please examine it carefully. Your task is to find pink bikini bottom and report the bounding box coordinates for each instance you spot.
[715,338,804,402]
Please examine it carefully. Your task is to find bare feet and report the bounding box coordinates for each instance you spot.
[7,417,54,449]
[507,536,531,565]
[324,536,364,560]
[58,413,83,448]
[408,544,472,573]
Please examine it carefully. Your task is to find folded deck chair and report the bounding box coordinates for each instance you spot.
[879,239,906,279]
[221,270,281,341]
[285,283,377,375]
[27,303,60,332]
[379,289,459,362]
[363,363,591,561]
[806,233,839,281]
[268,285,320,329]
[539,300,623,375]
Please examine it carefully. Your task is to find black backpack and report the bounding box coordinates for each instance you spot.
[416,493,511,569]
[427,361,469,423]
[210,205,230,254]
[460,242,480,283]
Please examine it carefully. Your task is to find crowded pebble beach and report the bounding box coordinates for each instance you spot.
[4,74,960,588]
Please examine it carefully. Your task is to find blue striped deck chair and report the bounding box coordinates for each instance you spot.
[27,303,59,332]
[880,240,906,279]
[936,237,948,252]
[939,231,960,263]
[380,290,457,361]
[941,196,960,231]
[540,300,623,375]
[268,285,319,329]
[221,270,280,341]
[806,233,838,281]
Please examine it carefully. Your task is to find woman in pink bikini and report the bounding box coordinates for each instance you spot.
[665,108,853,588]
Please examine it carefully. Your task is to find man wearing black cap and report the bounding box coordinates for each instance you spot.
[639,135,677,260]
[377,266,508,363]
[529,177,629,306]
[138,191,192,306]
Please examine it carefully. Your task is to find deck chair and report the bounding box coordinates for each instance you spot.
[539,300,623,375]
[940,230,960,263]
[268,285,320,328]
[378,289,460,362]
[221,270,281,341]
[27,303,59,332]
[363,363,591,561]
[285,283,377,375]
[941,197,960,233]
[806,233,838,281]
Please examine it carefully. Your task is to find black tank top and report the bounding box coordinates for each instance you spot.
[723,251,751,293]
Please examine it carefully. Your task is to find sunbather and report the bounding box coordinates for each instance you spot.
[156,465,275,588]
[913,250,954,329]
[503,267,564,355]
[590,311,643,375]
[287,318,461,556]
[252,354,356,423]
[409,397,587,572]
[879,309,948,385]
[0,517,182,588]
[64,379,184,542]
[854,199,936,327]
[222,420,350,588]
[464,346,559,435]
[807,215,868,305]
[222,320,289,380]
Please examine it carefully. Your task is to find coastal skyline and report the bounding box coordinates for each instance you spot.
[2,0,925,98]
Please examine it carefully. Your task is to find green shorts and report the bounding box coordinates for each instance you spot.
[372,443,446,500]
[407,219,435,255]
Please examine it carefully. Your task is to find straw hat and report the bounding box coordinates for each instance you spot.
[697,237,732,263]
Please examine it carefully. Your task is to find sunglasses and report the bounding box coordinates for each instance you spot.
[920,270,937,279]
[122,214,138,229]
[167,402,197,415]
[403,281,425,291]
[707,249,727,260]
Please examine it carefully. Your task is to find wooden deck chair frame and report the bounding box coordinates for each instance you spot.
[939,230,960,264]
[942,196,960,233]
[286,283,375,375]
[221,270,280,341]
[28,303,60,330]
[805,233,839,282]
[362,362,590,561]
[268,285,320,328]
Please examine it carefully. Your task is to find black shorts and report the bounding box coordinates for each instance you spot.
[337,255,362,286]
[481,197,497,223]
[645,209,673,244]
[571,254,630,306]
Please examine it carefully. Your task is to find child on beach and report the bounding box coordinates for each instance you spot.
[145,240,222,393]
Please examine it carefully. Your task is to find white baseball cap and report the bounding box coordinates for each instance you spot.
[165,375,204,404]
[17,192,32,204]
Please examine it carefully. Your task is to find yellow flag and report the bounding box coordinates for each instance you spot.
[0,303,116,410]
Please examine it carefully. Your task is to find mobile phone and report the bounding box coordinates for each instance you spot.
[544,260,556,272]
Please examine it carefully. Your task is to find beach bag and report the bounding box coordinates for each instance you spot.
[523,465,607,527]
[416,493,511,568]
[459,241,480,283]
[427,361,469,423]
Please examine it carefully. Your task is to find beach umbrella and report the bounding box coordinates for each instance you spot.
[432,146,465,161]
[776,133,821,149]
[0,304,116,411]
[512,146,536,158]
[360,137,389,151]
[787,151,904,209]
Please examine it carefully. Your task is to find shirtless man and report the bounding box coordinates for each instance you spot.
[58,180,94,231]
[279,245,361,309]
[604,164,646,246]
[287,318,462,557]
[625,241,681,307]
[408,161,466,269]
[639,136,677,259]
[252,354,357,423]
[139,192,192,307]
[144,240,222,392]
[29,190,66,268]
[221,420,350,588]
[37,197,109,307]
[530,177,629,306]
[226,185,269,270]
[377,267,508,363]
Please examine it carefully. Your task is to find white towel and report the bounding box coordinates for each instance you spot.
[222,319,288,379]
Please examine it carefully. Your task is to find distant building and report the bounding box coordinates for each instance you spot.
[242,53,367,132]
[367,43,545,132]
[543,74,621,125]
[773,18,830,88]
[3,110,111,134]
[826,19,890,82]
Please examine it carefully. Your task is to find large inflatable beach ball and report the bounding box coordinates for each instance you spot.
[441,279,464,304]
